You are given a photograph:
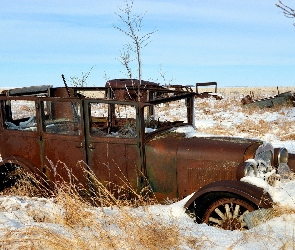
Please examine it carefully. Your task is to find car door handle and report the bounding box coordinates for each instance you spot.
[88,144,95,149]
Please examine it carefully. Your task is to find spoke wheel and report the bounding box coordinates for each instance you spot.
[203,198,255,230]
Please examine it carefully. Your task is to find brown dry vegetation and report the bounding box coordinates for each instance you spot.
[0,167,189,249]
[195,86,295,142]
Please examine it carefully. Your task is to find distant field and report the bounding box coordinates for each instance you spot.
[198,86,294,99]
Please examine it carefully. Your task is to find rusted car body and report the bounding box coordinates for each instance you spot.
[241,91,295,108]
[0,81,293,230]
[195,82,223,100]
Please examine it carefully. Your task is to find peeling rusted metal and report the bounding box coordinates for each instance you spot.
[241,91,294,108]
[184,180,273,210]
[195,82,223,100]
[168,84,194,93]
[105,79,165,101]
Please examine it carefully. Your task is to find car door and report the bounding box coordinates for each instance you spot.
[39,98,87,187]
[0,97,42,174]
[83,99,141,196]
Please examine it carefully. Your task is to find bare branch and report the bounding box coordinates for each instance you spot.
[158,65,174,87]
[69,65,95,87]
[118,45,133,79]
[276,0,295,25]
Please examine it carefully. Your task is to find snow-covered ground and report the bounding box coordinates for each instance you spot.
[1,181,295,249]
[1,92,295,249]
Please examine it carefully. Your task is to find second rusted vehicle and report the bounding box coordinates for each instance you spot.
[0,80,293,230]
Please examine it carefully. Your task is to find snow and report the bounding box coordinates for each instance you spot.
[1,95,295,249]
[2,180,295,249]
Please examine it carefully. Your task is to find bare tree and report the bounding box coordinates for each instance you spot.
[114,0,157,100]
[276,0,295,25]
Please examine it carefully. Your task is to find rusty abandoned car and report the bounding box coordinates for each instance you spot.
[0,79,294,230]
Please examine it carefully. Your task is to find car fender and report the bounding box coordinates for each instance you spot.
[184,180,273,210]
[0,156,43,177]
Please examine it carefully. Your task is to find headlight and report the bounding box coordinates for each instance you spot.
[243,159,273,179]
[274,147,290,178]
[254,143,274,166]
[275,148,288,165]
[255,149,273,167]
[242,143,274,178]
[243,161,257,177]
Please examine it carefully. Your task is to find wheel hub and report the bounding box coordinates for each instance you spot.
[221,218,242,230]
[203,197,255,230]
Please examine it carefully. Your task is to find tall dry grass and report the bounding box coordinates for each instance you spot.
[0,164,190,249]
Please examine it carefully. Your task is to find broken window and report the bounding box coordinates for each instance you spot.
[90,102,137,138]
[42,100,82,136]
[2,100,37,131]
[144,100,187,131]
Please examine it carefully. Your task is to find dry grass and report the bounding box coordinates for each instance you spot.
[217,86,294,99]
[0,165,185,249]
[195,87,295,142]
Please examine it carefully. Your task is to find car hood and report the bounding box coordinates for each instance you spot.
[144,126,263,199]
[145,127,262,163]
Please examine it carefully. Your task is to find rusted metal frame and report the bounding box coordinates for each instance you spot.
[106,79,162,93]
[72,86,109,92]
[186,95,195,127]
[61,76,80,120]
[0,100,4,129]
[6,85,53,97]
[0,96,38,101]
[0,95,39,125]
[196,82,217,94]
[242,91,293,108]
[146,90,155,117]
[0,98,10,126]
[141,94,195,143]
[146,92,196,105]
[137,103,148,187]
[82,99,91,166]
[38,96,84,132]
[144,87,191,97]
[143,122,186,143]
[73,85,193,101]
[37,99,46,173]
[82,97,142,144]
[196,82,217,87]
[0,96,38,127]
[103,85,191,98]
[83,97,139,106]
[39,96,80,121]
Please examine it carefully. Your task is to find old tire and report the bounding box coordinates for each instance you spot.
[203,197,256,230]
[0,164,22,191]
[0,164,48,197]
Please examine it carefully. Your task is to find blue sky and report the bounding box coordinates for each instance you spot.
[0,0,294,88]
